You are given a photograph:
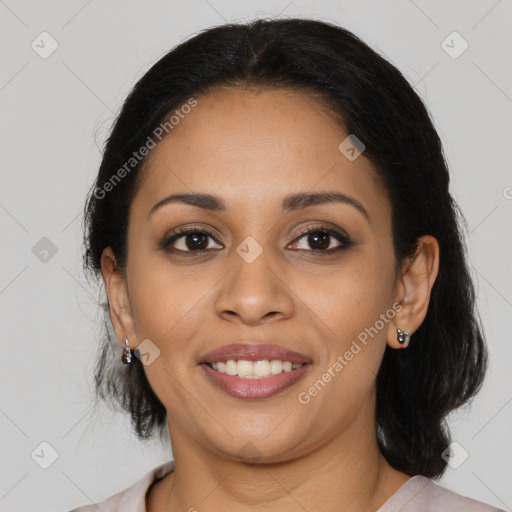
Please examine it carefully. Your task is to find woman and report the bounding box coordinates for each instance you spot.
[70,18,503,512]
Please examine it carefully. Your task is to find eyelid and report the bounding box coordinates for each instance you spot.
[162,224,225,243]
[295,223,350,239]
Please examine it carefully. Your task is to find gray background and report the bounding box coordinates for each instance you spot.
[0,0,511,510]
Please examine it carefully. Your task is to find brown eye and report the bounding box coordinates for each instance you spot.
[161,228,222,253]
[290,226,353,254]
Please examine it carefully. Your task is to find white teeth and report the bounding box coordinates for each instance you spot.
[254,359,270,377]
[236,360,253,378]
[225,360,237,375]
[270,360,283,374]
[207,359,305,378]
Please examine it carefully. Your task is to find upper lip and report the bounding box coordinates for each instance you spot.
[198,343,312,364]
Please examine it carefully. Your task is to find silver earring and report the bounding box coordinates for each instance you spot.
[397,328,410,348]
[122,338,132,364]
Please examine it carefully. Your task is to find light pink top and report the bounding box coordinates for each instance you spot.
[68,460,504,511]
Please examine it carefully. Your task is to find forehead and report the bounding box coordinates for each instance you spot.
[132,87,390,221]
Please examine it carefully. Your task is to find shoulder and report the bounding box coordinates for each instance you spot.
[378,475,505,512]
[66,460,175,512]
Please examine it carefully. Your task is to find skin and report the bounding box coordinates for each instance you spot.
[101,87,439,512]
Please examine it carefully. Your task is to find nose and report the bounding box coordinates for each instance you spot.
[214,244,295,326]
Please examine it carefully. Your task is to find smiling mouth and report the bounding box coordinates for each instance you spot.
[198,343,312,398]
[201,360,312,399]
[204,359,307,379]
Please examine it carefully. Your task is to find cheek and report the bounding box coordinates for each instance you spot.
[294,266,392,433]
[307,255,395,342]
[301,251,395,394]
[125,253,204,353]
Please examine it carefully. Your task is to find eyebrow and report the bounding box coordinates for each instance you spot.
[148,191,369,221]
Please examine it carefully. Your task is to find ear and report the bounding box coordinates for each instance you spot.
[101,247,138,350]
[387,235,440,349]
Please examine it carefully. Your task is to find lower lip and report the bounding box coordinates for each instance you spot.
[200,363,312,399]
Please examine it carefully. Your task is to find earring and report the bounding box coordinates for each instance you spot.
[122,338,132,364]
[397,328,410,348]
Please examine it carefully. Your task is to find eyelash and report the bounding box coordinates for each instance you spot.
[160,225,353,256]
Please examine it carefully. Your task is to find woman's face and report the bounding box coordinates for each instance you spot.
[116,87,401,462]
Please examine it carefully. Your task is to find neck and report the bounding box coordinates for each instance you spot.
[147,405,411,512]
